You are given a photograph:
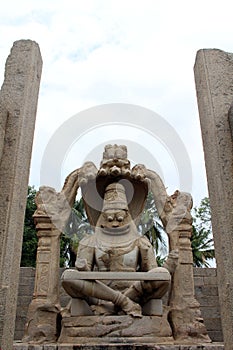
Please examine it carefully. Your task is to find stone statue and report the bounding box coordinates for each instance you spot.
[61,182,172,318]
[24,144,211,344]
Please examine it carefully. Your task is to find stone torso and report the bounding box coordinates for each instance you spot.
[95,246,139,272]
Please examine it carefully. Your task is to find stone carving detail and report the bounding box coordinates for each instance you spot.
[98,144,131,177]
[24,144,211,344]
[34,186,72,232]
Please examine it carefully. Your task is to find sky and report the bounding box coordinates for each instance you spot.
[1,0,233,208]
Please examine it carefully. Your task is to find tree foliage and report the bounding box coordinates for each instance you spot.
[191,197,215,267]
[21,186,38,267]
[138,192,167,265]
[62,198,93,266]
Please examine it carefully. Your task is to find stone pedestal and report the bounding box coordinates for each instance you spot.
[58,314,173,344]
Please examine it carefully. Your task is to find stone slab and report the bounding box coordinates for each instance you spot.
[63,270,170,281]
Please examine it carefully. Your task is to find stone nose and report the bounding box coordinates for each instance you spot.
[111,220,120,228]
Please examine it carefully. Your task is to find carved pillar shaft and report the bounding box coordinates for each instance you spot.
[171,230,197,302]
[33,216,61,304]
[178,231,195,296]
[23,215,62,342]
[169,229,210,341]
[164,191,210,342]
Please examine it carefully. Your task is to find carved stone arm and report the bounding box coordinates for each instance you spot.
[61,161,98,206]
[61,168,81,207]
[144,168,169,222]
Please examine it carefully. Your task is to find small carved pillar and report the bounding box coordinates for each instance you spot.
[23,181,78,343]
[167,192,210,342]
[24,185,77,343]
[23,194,63,343]
[33,216,61,306]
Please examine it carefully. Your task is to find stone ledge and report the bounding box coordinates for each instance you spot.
[63,269,170,281]
[13,342,225,350]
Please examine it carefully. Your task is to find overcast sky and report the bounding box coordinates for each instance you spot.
[1,0,233,207]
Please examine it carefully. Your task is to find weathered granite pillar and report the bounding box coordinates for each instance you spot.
[0,40,42,350]
[194,49,233,349]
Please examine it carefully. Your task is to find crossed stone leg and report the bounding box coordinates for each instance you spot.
[61,278,142,317]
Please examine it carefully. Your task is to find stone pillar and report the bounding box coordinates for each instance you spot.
[23,186,72,343]
[166,192,210,342]
[23,214,61,343]
[169,229,209,341]
[0,40,42,350]
[194,49,233,349]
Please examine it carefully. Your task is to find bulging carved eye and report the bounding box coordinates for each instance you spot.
[107,215,114,222]
[117,215,124,222]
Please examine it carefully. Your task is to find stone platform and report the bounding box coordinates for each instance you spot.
[14,315,224,349]
[58,315,172,343]
[13,342,224,350]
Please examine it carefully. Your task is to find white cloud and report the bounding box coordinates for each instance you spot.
[1,0,233,206]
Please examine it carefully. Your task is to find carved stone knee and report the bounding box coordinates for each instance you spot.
[61,270,87,298]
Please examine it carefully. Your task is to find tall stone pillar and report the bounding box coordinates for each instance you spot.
[194,49,233,350]
[0,40,42,350]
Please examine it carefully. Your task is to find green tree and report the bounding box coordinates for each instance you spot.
[21,186,38,267]
[138,192,167,265]
[191,197,215,267]
[62,198,93,266]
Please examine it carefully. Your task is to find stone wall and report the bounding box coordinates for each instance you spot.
[14,268,36,341]
[14,267,223,342]
[193,267,223,342]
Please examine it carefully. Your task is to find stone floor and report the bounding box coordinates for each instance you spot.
[13,342,224,350]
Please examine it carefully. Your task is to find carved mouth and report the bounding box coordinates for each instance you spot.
[101,225,130,235]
